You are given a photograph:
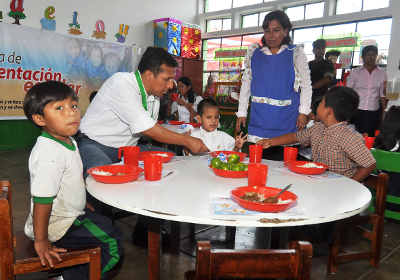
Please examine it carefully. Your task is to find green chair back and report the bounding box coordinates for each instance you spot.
[369,148,400,220]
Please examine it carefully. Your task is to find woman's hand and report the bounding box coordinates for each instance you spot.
[176,98,187,107]
[296,114,308,131]
[236,117,247,132]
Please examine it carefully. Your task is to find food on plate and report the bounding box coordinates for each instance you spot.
[116,173,126,176]
[210,154,247,172]
[211,157,222,169]
[239,192,292,204]
[227,154,240,164]
[298,162,324,168]
[91,170,113,176]
[155,153,169,157]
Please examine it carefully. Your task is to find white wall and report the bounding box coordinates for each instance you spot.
[0,0,199,50]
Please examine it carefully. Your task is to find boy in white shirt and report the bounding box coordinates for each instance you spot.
[185,98,247,155]
[23,81,123,280]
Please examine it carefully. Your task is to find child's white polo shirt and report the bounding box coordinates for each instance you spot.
[190,126,235,153]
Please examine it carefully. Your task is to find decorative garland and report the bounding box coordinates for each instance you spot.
[213,46,248,62]
[318,32,362,52]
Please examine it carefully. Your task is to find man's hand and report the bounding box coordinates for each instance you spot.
[186,137,209,154]
[296,114,308,131]
[236,117,246,132]
[34,238,66,268]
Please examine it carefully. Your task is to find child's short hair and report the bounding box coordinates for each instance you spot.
[311,97,322,115]
[104,52,121,67]
[23,81,78,130]
[87,44,103,59]
[324,86,359,122]
[197,98,219,116]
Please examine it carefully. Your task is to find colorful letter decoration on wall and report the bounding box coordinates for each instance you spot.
[8,0,26,25]
[181,22,201,59]
[154,18,182,56]
[68,11,82,35]
[40,6,56,31]
[92,20,106,39]
[115,24,129,43]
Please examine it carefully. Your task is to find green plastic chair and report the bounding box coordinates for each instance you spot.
[369,148,400,220]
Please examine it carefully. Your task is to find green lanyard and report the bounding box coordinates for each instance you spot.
[134,70,153,118]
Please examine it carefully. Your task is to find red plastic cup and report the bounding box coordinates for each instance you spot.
[284,147,298,163]
[172,93,179,101]
[364,137,375,150]
[248,163,268,187]
[144,155,163,181]
[249,145,263,163]
[375,130,380,137]
[118,146,140,166]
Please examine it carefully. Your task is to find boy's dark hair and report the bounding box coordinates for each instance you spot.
[261,10,293,47]
[362,45,378,57]
[138,47,178,76]
[197,98,219,117]
[325,50,341,59]
[374,106,400,151]
[177,76,196,104]
[311,97,322,115]
[89,91,98,103]
[23,81,78,130]
[323,86,359,122]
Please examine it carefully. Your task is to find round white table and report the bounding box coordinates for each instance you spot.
[86,156,371,280]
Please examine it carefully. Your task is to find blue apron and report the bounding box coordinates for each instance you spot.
[248,46,300,138]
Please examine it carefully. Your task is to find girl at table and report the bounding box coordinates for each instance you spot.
[166,76,202,123]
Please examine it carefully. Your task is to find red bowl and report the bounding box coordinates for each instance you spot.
[185,122,201,128]
[286,161,328,175]
[87,165,144,184]
[157,120,164,124]
[139,151,175,163]
[209,151,248,161]
[209,165,248,178]
[169,120,185,125]
[231,186,298,213]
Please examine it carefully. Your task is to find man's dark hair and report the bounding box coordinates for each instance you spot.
[312,39,326,49]
[197,98,219,117]
[325,50,341,59]
[138,47,178,76]
[362,45,378,57]
[23,81,78,130]
[311,97,322,115]
[261,10,293,47]
[323,86,359,122]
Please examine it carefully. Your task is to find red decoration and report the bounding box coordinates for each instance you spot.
[181,22,201,59]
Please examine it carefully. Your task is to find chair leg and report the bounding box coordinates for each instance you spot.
[327,222,342,273]
[370,218,384,267]
[225,227,236,243]
[89,248,102,280]
[189,224,195,242]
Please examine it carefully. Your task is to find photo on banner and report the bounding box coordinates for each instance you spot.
[0,23,134,118]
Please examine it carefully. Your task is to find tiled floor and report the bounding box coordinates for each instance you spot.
[2,149,400,280]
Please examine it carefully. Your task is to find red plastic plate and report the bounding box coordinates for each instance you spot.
[157,120,164,124]
[209,165,248,178]
[209,151,248,161]
[169,120,185,125]
[87,165,144,184]
[184,122,201,127]
[139,151,175,163]
[286,161,328,175]
[230,186,298,213]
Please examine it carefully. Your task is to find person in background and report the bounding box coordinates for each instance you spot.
[85,44,108,87]
[203,73,218,98]
[103,52,122,78]
[236,10,312,160]
[347,45,387,137]
[166,76,202,123]
[384,65,400,112]
[308,39,335,105]
[184,98,248,155]
[256,86,376,182]
[23,81,123,280]
[89,91,98,103]
[65,38,86,71]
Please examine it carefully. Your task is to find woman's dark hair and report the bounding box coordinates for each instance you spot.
[261,10,293,47]
[362,45,378,57]
[23,81,78,130]
[138,47,178,76]
[206,74,218,88]
[373,106,400,152]
[177,76,196,104]
[323,86,359,122]
[197,98,219,116]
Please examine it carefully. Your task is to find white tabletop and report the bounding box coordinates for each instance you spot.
[86,157,371,227]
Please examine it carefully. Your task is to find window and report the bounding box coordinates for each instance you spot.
[242,11,270,28]
[233,0,263,8]
[207,18,231,32]
[284,6,305,21]
[284,2,324,21]
[205,0,232,13]
[336,0,389,15]
[305,2,324,19]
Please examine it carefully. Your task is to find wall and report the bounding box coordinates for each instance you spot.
[0,0,199,151]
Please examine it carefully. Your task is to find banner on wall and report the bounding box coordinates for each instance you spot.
[219,60,243,82]
[0,23,134,119]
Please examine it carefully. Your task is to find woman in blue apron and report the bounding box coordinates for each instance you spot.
[236,10,312,160]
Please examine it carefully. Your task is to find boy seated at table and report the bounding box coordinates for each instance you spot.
[184,98,247,155]
[256,86,376,182]
[23,81,123,280]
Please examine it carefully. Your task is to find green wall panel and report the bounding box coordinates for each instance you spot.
[0,120,40,151]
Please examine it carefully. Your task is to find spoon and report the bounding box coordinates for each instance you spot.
[262,184,292,204]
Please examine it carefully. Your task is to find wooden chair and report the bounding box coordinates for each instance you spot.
[184,240,313,280]
[327,173,388,273]
[369,148,400,220]
[0,180,101,280]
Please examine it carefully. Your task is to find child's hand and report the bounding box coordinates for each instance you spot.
[256,139,272,148]
[34,238,66,267]
[235,132,248,149]
[182,130,191,136]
